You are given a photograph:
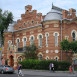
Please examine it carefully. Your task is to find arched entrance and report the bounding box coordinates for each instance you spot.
[9,55,14,67]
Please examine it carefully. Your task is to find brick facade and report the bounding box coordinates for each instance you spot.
[2,5,77,69]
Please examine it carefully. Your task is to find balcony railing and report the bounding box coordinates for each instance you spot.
[17,47,26,52]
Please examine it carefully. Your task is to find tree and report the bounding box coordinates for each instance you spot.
[0,9,13,45]
[60,40,77,62]
[24,44,37,59]
[70,41,77,53]
[60,39,71,62]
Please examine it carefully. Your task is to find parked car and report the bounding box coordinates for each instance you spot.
[0,65,14,74]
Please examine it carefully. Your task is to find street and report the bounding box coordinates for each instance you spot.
[0,73,77,77]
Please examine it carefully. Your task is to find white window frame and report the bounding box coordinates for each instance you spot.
[29,35,35,45]
[45,32,49,47]
[16,38,20,49]
[8,40,12,50]
[37,33,43,48]
[22,36,27,47]
[71,30,77,41]
[53,32,59,46]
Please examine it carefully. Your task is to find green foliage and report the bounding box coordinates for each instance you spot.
[60,39,77,62]
[60,39,70,52]
[61,39,77,53]
[24,44,37,59]
[19,59,71,71]
[0,8,13,45]
[70,41,77,53]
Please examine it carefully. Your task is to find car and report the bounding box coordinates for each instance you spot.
[0,65,14,74]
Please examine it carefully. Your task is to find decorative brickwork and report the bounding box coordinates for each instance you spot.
[2,5,77,69]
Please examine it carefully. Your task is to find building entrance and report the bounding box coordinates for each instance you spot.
[9,55,14,67]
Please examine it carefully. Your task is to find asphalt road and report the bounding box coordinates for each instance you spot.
[0,74,77,77]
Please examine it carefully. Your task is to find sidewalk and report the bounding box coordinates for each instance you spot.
[15,69,77,76]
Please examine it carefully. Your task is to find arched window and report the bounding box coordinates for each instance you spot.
[54,56,59,61]
[8,41,11,50]
[45,33,49,46]
[39,35,42,47]
[23,23,26,26]
[23,38,26,47]
[46,56,49,60]
[55,33,58,46]
[17,39,20,49]
[38,54,42,60]
[30,36,34,45]
[72,32,76,41]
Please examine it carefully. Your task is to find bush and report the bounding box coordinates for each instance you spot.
[19,59,71,71]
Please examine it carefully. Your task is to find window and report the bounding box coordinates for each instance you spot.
[55,56,59,61]
[38,54,42,60]
[46,33,49,46]
[23,23,26,26]
[18,58,22,61]
[55,57,58,61]
[32,21,34,24]
[23,38,26,47]
[55,33,58,46]
[72,32,75,41]
[17,39,19,49]
[39,35,42,47]
[30,36,34,45]
[46,56,49,60]
[8,41,11,50]
[27,21,29,25]
[19,26,21,29]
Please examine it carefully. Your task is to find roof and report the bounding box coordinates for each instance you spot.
[44,4,63,21]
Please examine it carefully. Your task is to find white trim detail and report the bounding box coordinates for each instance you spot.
[46,50,49,53]
[8,40,12,44]
[53,32,59,36]
[37,52,43,56]
[45,32,49,37]
[22,36,27,42]
[17,56,23,61]
[29,35,35,41]
[16,38,20,43]
[37,33,43,39]
[54,56,59,61]
[45,56,49,60]
[22,36,27,47]
[71,30,76,37]
[55,50,59,53]
[45,32,49,47]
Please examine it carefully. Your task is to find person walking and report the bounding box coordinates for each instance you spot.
[51,63,54,72]
[17,64,20,74]
[69,65,72,73]
[18,64,24,76]
[49,63,52,72]
[71,63,74,74]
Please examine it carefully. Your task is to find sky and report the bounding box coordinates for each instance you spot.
[0,0,77,21]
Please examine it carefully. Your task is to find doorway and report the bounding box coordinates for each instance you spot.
[9,55,14,67]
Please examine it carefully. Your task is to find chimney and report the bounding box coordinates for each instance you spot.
[62,10,68,19]
[69,8,76,18]
[25,5,32,13]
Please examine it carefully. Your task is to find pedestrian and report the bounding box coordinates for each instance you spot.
[18,64,24,76]
[17,64,20,74]
[49,63,52,72]
[69,65,72,73]
[51,63,54,72]
[71,63,74,74]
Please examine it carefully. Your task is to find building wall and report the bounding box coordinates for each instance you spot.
[2,5,77,69]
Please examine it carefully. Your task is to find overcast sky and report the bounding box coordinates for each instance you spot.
[0,0,77,21]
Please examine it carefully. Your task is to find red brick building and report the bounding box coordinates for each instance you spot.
[2,4,77,69]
